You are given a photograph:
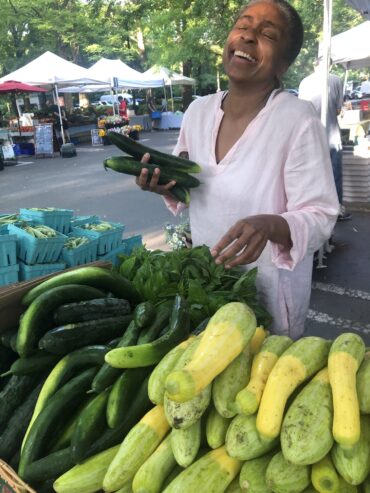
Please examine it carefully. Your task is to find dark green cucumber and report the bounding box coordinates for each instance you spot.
[134,301,156,329]
[91,320,141,393]
[23,446,74,483]
[106,366,151,429]
[0,345,17,386]
[77,375,152,461]
[53,297,131,325]
[17,284,106,357]
[18,367,98,477]
[106,131,201,173]
[104,156,201,188]
[171,185,191,205]
[0,382,43,461]
[137,301,172,344]
[2,351,61,377]
[22,266,141,306]
[22,345,109,452]
[38,314,133,354]
[105,294,190,368]
[71,388,110,463]
[1,327,18,349]
[0,374,40,429]
[192,317,210,336]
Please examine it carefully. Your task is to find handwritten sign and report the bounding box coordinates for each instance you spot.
[91,129,103,146]
[34,124,53,157]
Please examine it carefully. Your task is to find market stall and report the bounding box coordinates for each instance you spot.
[153,111,184,130]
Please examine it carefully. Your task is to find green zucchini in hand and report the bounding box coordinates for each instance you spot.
[38,314,133,354]
[22,266,141,306]
[105,295,190,368]
[104,156,200,189]
[106,131,201,173]
[53,297,131,325]
[17,284,106,357]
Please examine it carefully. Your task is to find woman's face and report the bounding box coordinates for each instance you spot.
[223,1,289,86]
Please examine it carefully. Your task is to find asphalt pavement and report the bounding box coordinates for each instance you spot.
[1,129,369,343]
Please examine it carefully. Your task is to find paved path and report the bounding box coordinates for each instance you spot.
[1,130,369,343]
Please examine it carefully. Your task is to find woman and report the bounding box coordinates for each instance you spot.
[136,0,339,338]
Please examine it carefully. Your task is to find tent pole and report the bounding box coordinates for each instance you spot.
[54,84,66,145]
[170,82,174,112]
[343,68,349,96]
[320,0,333,129]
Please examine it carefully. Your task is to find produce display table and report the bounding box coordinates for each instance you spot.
[129,114,152,132]
[153,111,183,130]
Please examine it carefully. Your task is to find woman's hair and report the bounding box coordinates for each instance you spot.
[237,0,304,66]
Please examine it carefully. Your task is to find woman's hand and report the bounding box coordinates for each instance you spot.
[210,214,292,268]
[135,153,176,197]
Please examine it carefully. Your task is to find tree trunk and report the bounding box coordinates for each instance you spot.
[182,59,193,111]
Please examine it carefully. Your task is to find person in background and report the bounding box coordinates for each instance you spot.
[135,0,339,339]
[45,100,71,144]
[299,57,351,221]
[118,96,129,124]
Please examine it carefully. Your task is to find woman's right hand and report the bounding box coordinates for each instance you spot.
[135,152,176,197]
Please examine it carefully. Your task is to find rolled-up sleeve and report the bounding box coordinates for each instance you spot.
[271,116,340,270]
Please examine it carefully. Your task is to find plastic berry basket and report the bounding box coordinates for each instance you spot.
[122,234,143,254]
[0,214,19,234]
[0,233,17,267]
[18,261,66,281]
[19,208,74,235]
[0,264,19,287]
[8,223,67,265]
[69,215,100,231]
[98,242,128,267]
[71,222,125,255]
[62,236,98,267]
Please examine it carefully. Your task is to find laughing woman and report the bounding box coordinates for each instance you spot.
[136,0,339,339]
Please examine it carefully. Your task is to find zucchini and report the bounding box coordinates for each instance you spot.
[106,367,151,429]
[226,477,242,493]
[148,337,195,405]
[17,283,106,357]
[105,294,190,368]
[91,320,141,393]
[19,367,98,477]
[132,434,177,493]
[22,265,141,306]
[226,414,278,461]
[239,451,275,493]
[53,444,120,493]
[206,404,231,449]
[212,345,252,418]
[83,375,152,461]
[0,381,43,461]
[280,368,334,465]
[38,314,133,354]
[164,384,212,429]
[171,420,201,467]
[170,184,190,206]
[106,131,201,173]
[165,302,257,403]
[103,405,171,492]
[162,446,242,493]
[23,447,75,483]
[331,414,370,485]
[328,333,365,447]
[71,387,110,463]
[265,451,311,493]
[22,345,108,453]
[249,326,268,355]
[0,374,40,429]
[256,336,331,439]
[338,478,358,493]
[1,351,60,376]
[53,297,131,325]
[0,326,18,349]
[104,156,200,189]
[134,301,156,329]
[236,334,293,415]
[136,301,172,345]
[357,351,370,414]
[311,455,339,493]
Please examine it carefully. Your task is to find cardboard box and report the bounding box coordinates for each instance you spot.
[0,260,113,334]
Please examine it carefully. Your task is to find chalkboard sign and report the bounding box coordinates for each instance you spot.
[91,129,103,146]
[34,124,54,157]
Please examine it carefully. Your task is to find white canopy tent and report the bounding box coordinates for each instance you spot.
[0,51,107,143]
[144,66,196,111]
[329,21,370,69]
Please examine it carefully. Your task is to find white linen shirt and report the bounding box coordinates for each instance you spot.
[166,89,339,338]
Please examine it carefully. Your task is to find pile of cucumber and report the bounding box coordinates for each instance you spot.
[0,266,193,492]
[104,131,202,205]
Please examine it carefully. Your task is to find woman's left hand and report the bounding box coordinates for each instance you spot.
[210,214,292,268]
